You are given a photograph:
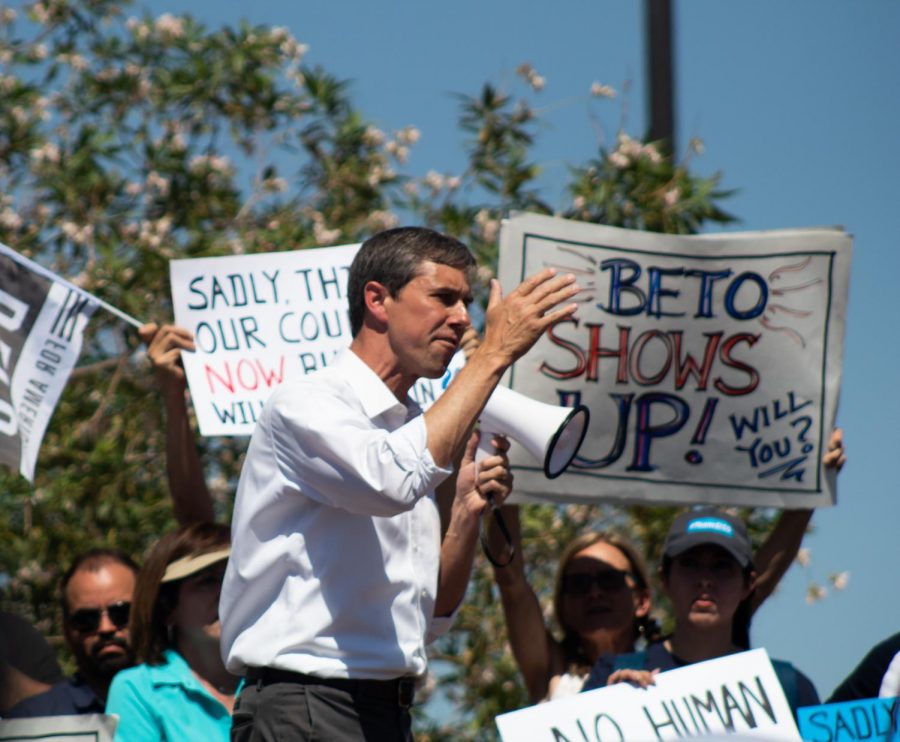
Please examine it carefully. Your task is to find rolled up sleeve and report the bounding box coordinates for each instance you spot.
[268,386,452,517]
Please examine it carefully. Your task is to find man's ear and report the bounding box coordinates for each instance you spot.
[363,281,391,327]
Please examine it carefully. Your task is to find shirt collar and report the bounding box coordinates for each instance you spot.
[334,349,415,421]
[70,673,105,712]
[148,649,200,690]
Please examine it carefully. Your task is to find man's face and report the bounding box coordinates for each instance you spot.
[63,562,136,683]
[382,260,472,380]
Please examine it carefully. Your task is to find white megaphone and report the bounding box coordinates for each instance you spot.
[477,385,590,479]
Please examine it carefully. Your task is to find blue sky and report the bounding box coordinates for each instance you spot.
[144,0,900,702]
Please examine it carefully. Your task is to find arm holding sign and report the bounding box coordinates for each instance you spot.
[139,323,214,525]
[488,505,567,703]
[749,428,846,615]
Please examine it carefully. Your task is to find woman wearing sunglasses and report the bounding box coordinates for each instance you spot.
[583,508,819,713]
[105,523,237,741]
[490,429,845,703]
[491,514,655,702]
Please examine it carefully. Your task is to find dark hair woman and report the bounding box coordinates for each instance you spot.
[105,523,237,741]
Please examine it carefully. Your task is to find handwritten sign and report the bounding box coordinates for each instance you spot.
[170,244,461,435]
[498,213,851,508]
[496,649,800,741]
[798,697,900,741]
[0,713,116,741]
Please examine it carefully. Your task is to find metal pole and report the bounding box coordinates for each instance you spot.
[646,0,676,152]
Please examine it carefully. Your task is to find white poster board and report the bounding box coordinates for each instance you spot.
[498,213,851,509]
[496,649,800,741]
[170,244,461,436]
[0,714,116,741]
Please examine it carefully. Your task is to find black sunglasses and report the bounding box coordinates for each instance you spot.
[67,601,131,633]
[562,569,634,595]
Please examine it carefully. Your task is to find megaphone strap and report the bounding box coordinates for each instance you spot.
[480,496,515,568]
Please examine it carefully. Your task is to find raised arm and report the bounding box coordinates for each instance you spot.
[488,504,563,703]
[139,323,214,525]
[750,427,846,612]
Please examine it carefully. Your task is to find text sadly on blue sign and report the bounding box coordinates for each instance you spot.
[798,697,900,742]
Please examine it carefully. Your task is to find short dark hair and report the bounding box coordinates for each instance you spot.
[60,549,140,616]
[347,227,475,336]
[129,522,230,665]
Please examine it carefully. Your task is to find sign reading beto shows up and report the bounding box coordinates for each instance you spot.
[498,213,851,508]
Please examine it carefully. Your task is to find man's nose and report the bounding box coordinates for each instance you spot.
[449,301,470,327]
[97,611,117,634]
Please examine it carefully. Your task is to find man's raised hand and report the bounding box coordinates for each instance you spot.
[479,269,579,366]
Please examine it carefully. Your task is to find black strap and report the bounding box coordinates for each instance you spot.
[480,495,515,568]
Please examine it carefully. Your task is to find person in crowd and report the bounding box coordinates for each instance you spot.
[105,522,236,741]
[218,226,578,741]
[829,632,900,702]
[583,508,819,713]
[3,318,222,722]
[5,551,138,717]
[139,322,214,524]
[489,429,845,703]
[0,610,63,715]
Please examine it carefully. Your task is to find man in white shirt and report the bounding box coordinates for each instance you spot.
[220,226,579,740]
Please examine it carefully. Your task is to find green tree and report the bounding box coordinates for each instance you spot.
[0,5,736,737]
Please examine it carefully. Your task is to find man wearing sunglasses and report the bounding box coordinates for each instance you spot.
[5,549,139,718]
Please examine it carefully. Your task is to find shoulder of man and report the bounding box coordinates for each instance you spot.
[4,675,102,717]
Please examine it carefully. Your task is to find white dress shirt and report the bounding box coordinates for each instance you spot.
[219,349,454,680]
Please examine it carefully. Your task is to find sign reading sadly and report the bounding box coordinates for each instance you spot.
[496,649,800,741]
[498,213,851,508]
[798,696,900,741]
[170,244,461,436]
[0,713,116,741]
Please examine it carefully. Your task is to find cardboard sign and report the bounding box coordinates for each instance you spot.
[798,696,900,741]
[496,649,801,741]
[0,714,116,741]
[497,213,851,508]
[170,244,463,435]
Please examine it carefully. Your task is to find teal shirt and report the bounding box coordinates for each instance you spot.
[106,649,238,741]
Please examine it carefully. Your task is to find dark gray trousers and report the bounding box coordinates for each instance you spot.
[231,679,413,742]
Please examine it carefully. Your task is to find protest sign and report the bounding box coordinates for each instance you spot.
[798,696,900,741]
[0,242,97,481]
[496,648,801,741]
[497,213,851,508]
[170,244,462,436]
[0,713,116,741]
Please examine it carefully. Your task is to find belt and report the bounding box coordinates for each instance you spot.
[245,667,416,709]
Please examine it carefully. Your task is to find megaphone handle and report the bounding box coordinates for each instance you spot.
[480,494,515,568]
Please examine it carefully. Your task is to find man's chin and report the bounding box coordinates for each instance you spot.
[93,650,135,677]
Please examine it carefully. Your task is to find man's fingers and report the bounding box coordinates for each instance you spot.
[534,280,581,314]
[487,278,504,311]
[512,268,559,297]
[462,430,480,465]
[519,271,578,307]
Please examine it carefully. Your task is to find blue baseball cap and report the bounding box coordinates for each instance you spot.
[663,508,753,568]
